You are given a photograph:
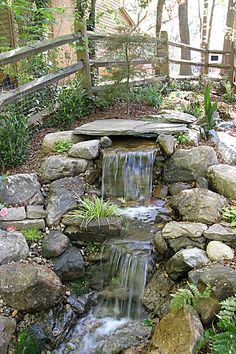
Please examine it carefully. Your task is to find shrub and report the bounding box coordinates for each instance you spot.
[170,282,211,312]
[130,86,163,108]
[221,206,236,227]
[0,112,29,169]
[64,197,119,229]
[222,81,236,103]
[204,83,217,133]
[22,228,44,242]
[54,139,73,154]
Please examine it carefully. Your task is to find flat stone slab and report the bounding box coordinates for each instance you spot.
[73,119,188,137]
[143,110,196,124]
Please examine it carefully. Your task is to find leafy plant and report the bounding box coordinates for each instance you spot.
[64,197,119,229]
[222,81,236,103]
[204,83,217,133]
[130,86,163,108]
[176,132,189,145]
[70,277,89,296]
[170,282,211,312]
[0,112,29,170]
[16,328,43,354]
[22,228,44,242]
[144,319,153,327]
[54,139,73,154]
[221,206,236,227]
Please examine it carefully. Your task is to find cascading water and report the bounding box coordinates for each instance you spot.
[102,149,156,202]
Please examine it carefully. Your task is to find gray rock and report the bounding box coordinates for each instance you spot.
[51,246,85,281]
[68,139,100,160]
[149,308,203,354]
[188,264,236,301]
[208,164,236,199]
[187,128,201,146]
[166,248,210,280]
[162,221,207,253]
[42,230,70,258]
[0,173,44,206]
[26,205,47,219]
[0,316,16,354]
[143,267,174,318]
[41,155,88,182]
[168,182,192,195]
[63,217,122,243]
[1,219,45,231]
[204,224,236,245]
[154,232,168,255]
[46,177,85,227]
[100,320,152,354]
[170,188,227,225]
[0,262,65,311]
[0,206,26,221]
[144,110,197,124]
[217,131,236,165]
[100,136,112,148]
[157,134,175,156]
[206,241,234,261]
[34,304,77,349]
[196,176,208,189]
[163,146,218,183]
[0,229,29,265]
[42,130,84,154]
[73,119,188,137]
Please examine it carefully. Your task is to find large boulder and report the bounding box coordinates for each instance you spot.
[206,241,234,261]
[68,139,100,159]
[204,224,236,246]
[162,221,207,252]
[0,316,16,354]
[189,264,236,301]
[46,177,85,226]
[0,229,29,265]
[0,263,65,312]
[207,164,236,199]
[149,308,203,354]
[51,246,85,281]
[42,130,84,154]
[0,173,44,206]
[42,230,70,258]
[170,188,227,225]
[41,156,88,182]
[143,267,174,318]
[163,146,218,183]
[166,248,210,280]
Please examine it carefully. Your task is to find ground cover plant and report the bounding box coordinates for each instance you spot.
[22,228,44,243]
[54,139,73,154]
[221,206,236,227]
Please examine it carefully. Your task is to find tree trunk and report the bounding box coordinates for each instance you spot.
[201,0,209,74]
[178,0,192,76]
[156,0,165,38]
[88,0,96,31]
[220,0,235,76]
[207,0,216,46]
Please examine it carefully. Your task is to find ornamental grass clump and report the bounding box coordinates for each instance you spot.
[64,197,119,229]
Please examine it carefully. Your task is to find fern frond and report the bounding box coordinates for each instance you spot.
[217,295,236,324]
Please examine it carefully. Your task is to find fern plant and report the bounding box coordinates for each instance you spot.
[204,83,217,133]
[170,282,211,312]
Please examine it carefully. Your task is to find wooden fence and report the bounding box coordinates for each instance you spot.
[0,28,235,109]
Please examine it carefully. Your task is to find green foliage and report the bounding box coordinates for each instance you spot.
[54,139,73,154]
[217,295,236,324]
[16,328,42,354]
[52,78,94,128]
[183,100,204,118]
[130,86,163,108]
[86,241,100,255]
[221,206,236,227]
[170,283,211,312]
[70,277,89,296]
[0,112,29,170]
[222,81,236,103]
[176,132,189,145]
[144,319,153,327]
[22,228,44,242]
[204,83,218,133]
[64,197,119,229]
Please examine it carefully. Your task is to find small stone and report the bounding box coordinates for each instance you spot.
[0,230,29,265]
[168,182,192,195]
[26,205,47,219]
[196,176,208,189]
[42,230,70,258]
[0,207,26,221]
[154,232,168,255]
[0,316,16,354]
[68,140,100,160]
[157,134,175,156]
[100,136,112,148]
[1,219,45,231]
[153,184,168,199]
[206,241,234,261]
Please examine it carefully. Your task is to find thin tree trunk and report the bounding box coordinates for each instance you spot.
[207,0,216,46]
[201,0,209,74]
[220,0,235,76]
[178,0,192,76]
[156,0,165,38]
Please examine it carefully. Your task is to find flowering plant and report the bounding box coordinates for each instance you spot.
[0,204,8,217]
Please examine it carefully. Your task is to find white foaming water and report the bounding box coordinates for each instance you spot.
[118,205,160,223]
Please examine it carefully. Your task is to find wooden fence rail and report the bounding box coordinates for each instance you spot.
[0,28,235,109]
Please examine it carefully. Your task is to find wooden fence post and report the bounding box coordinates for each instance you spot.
[229,40,235,88]
[159,31,169,77]
[74,20,92,92]
[204,44,209,75]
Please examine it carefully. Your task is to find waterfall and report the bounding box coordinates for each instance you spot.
[101,240,152,320]
[102,149,156,202]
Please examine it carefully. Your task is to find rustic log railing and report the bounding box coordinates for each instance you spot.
[0,28,235,109]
